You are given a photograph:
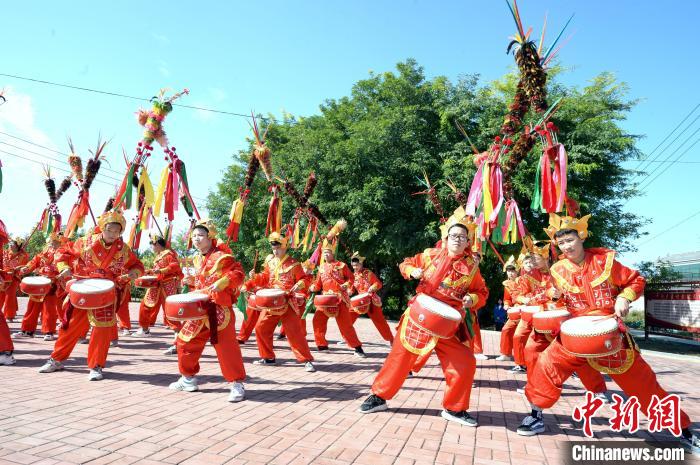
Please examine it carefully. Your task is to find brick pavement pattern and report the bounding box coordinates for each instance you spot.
[0,298,698,464]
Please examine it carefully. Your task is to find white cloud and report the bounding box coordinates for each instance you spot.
[151,32,170,45]
[158,60,171,77]
[0,86,54,148]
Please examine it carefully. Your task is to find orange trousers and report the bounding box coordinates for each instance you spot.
[0,281,19,319]
[255,306,313,362]
[512,319,532,366]
[176,316,246,382]
[312,303,362,348]
[524,331,607,393]
[499,318,518,356]
[372,334,476,411]
[116,296,131,330]
[471,319,483,354]
[238,307,261,342]
[0,314,13,352]
[280,319,308,337]
[526,338,692,429]
[21,295,59,334]
[138,293,179,330]
[51,310,113,369]
[349,303,394,343]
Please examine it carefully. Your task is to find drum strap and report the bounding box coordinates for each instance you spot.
[205,301,218,344]
[61,297,74,330]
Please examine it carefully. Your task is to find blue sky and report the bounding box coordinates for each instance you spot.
[0,0,698,266]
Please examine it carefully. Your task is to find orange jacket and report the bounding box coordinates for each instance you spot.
[310,260,354,296]
[515,268,553,305]
[2,249,29,270]
[151,249,183,282]
[191,242,245,308]
[548,248,645,316]
[245,254,309,293]
[353,269,382,294]
[399,247,489,314]
[25,246,60,278]
[502,278,520,307]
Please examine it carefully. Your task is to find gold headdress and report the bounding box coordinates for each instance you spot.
[268,231,289,248]
[321,219,347,253]
[503,255,519,272]
[522,235,551,259]
[544,213,591,241]
[97,209,126,232]
[192,218,218,240]
[439,206,477,241]
[350,251,365,264]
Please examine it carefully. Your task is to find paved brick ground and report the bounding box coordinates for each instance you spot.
[0,297,698,465]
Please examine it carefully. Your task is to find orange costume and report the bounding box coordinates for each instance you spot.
[498,275,521,357]
[0,249,14,354]
[370,244,489,412]
[0,243,29,320]
[511,266,550,367]
[310,259,363,349]
[244,247,313,363]
[175,240,246,383]
[19,241,63,335]
[138,248,183,330]
[237,303,261,343]
[524,214,693,433]
[50,228,144,370]
[350,263,393,343]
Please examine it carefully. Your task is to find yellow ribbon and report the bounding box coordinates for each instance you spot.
[482,162,493,228]
[152,166,169,217]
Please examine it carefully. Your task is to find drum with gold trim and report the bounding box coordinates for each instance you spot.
[69,279,116,310]
[165,293,210,322]
[532,309,570,334]
[134,275,159,288]
[408,293,462,339]
[520,305,543,323]
[247,293,259,311]
[507,307,521,321]
[255,289,287,313]
[20,276,52,297]
[560,315,623,357]
[350,293,372,314]
[314,294,340,317]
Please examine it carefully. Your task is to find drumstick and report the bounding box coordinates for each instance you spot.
[588,313,616,322]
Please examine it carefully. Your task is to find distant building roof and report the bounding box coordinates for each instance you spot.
[661,251,700,265]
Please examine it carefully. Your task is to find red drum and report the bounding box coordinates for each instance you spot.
[20,276,52,296]
[350,293,372,314]
[69,279,116,309]
[507,307,521,321]
[408,293,462,339]
[532,309,571,334]
[255,289,288,313]
[560,315,623,357]
[292,292,306,311]
[134,275,159,288]
[520,305,543,323]
[165,293,210,322]
[247,293,258,311]
[314,294,340,317]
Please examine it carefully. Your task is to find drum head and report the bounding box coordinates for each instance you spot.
[71,279,115,294]
[561,315,617,335]
[521,305,542,314]
[22,276,52,285]
[415,294,461,321]
[533,309,570,320]
[256,288,286,297]
[166,293,210,304]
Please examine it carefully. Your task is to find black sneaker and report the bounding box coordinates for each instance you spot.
[317,345,329,351]
[237,339,245,345]
[276,333,286,340]
[359,394,388,414]
[354,347,366,358]
[571,372,580,380]
[517,413,545,436]
[680,431,700,456]
[441,409,478,427]
[253,358,276,365]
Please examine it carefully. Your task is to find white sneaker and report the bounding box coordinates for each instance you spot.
[38,358,64,373]
[131,328,151,337]
[88,366,104,381]
[110,340,118,347]
[593,391,612,404]
[11,331,31,339]
[336,340,346,346]
[163,345,177,355]
[43,333,55,341]
[516,387,525,394]
[169,376,198,392]
[304,361,316,372]
[0,353,16,365]
[474,353,488,360]
[119,329,131,337]
[228,382,245,402]
[495,354,512,361]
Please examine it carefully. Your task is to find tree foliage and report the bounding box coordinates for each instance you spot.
[206,59,645,323]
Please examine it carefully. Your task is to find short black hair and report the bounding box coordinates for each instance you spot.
[152,238,166,247]
[447,223,469,234]
[505,265,516,271]
[554,228,579,239]
[193,225,209,235]
[351,258,361,263]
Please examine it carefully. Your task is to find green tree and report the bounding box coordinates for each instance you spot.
[636,260,682,287]
[206,60,645,322]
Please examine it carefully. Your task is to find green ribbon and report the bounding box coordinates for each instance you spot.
[302,292,316,319]
[236,292,248,320]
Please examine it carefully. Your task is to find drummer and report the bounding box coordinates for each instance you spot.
[0,237,29,322]
[168,219,247,403]
[37,210,144,381]
[14,232,66,340]
[242,232,315,372]
[0,231,16,365]
[359,209,489,427]
[517,213,699,452]
[132,234,183,338]
[348,252,393,344]
[495,255,522,363]
[309,238,366,357]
